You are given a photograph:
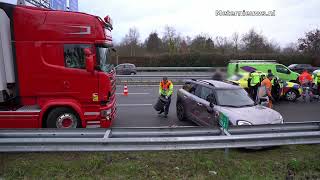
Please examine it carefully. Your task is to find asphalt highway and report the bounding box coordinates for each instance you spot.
[114,85,320,127]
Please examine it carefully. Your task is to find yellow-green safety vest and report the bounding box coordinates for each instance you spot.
[250,73,261,86]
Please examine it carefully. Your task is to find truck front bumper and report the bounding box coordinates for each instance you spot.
[84,98,116,128]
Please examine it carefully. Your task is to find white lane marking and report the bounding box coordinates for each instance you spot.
[115,93,150,95]
[117,104,152,107]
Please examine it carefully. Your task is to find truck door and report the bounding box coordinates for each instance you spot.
[62,44,99,103]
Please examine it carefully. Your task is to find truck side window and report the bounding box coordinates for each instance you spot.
[64,44,91,69]
[276,65,290,74]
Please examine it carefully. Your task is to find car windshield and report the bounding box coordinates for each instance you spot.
[215,89,255,107]
[229,74,243,81]
[97,47,114,73]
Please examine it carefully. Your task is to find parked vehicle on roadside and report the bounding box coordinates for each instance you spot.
[0,3,116,128]
[227,60,300,82]
[176,79,283,127]
[115,63,137,75]
[288,64,318,74]
[227,71,302,101]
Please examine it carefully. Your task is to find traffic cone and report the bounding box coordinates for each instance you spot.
[123,84,128,96]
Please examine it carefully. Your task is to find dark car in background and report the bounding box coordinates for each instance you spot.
[115,63,137,75]
[288,64,318,73]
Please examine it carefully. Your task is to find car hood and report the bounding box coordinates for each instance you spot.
[215,105,283,125]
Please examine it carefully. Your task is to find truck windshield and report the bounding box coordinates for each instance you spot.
[215,89,255,107]
[97,47,114,73]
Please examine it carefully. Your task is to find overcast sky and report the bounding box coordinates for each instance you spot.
[2,0,320,47]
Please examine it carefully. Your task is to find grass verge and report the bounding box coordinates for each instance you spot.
[0,145,319,179]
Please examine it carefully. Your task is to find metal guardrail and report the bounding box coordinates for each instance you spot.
[0,122,319,152]
[116,75,214,84]
[136,67,227,72]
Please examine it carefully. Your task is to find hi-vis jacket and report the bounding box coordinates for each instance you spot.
[159,80,173,96]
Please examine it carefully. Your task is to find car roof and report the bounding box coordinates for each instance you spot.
[118,63,135,66]
[187,79,241,89]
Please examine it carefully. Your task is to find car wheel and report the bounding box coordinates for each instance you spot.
[285,90,298,101]
[46,107,81,128]
[176,102,187,121]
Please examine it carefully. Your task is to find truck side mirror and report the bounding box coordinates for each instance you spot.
[86,56,94,73]
[84,48,94,73]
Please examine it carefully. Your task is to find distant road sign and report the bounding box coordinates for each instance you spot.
[50,0,66,10]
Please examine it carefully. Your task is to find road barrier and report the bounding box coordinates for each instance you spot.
[116,74,225,85]
[0,122,319,152]
[136,67,227,72]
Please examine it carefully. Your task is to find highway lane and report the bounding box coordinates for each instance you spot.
[114,85,320,127]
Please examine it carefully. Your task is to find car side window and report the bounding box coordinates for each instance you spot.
[200,86,214,101]
[183,82,197,94]
[276,65,290,74]
[64,44,91,69]
[194,85,202,97]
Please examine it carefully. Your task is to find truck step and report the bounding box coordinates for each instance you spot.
[17,105,41,112]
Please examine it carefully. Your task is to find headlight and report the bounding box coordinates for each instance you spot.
[237,120,252,125]
[279,115,284,124]
[101,109,112,117]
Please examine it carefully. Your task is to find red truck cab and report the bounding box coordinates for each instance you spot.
[0,2,116,128]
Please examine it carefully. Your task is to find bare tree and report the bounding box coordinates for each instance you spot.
[232,32,239,54]
[241,28,277,53]
[215,36,233,54]
[282,43,298,54]
[122,27,140,56]
[298,29,320,56]
[162,26,179,54]
[145,32,162,54]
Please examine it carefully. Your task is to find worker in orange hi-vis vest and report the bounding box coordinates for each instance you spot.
[261,73,274,108]
[299,69,314,101]
[158,77,174,118]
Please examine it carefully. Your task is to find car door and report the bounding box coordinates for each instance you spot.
[179,82,197,120]
[122,64,128,75]
[197,86,218,127]
[275,65,291,81]
[116,65,124,74]
[188,84,204,125]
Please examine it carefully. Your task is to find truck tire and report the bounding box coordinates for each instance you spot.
[176,102,187,121]
[285,90,298,102]
[46,107,81,128]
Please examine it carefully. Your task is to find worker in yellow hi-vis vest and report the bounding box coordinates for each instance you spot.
[158,77,173,118]
[248,71,261,101]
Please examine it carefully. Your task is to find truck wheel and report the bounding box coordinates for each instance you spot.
[176,102,187,121]
[285,90,298,102]
[46,107,81,128]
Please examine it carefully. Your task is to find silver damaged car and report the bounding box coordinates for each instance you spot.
[176,80,283,126]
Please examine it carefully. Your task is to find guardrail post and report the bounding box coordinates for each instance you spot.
[220,127,231,159]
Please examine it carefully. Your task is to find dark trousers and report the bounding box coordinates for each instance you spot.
[161,95,171,115]
[249,85,258,101]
